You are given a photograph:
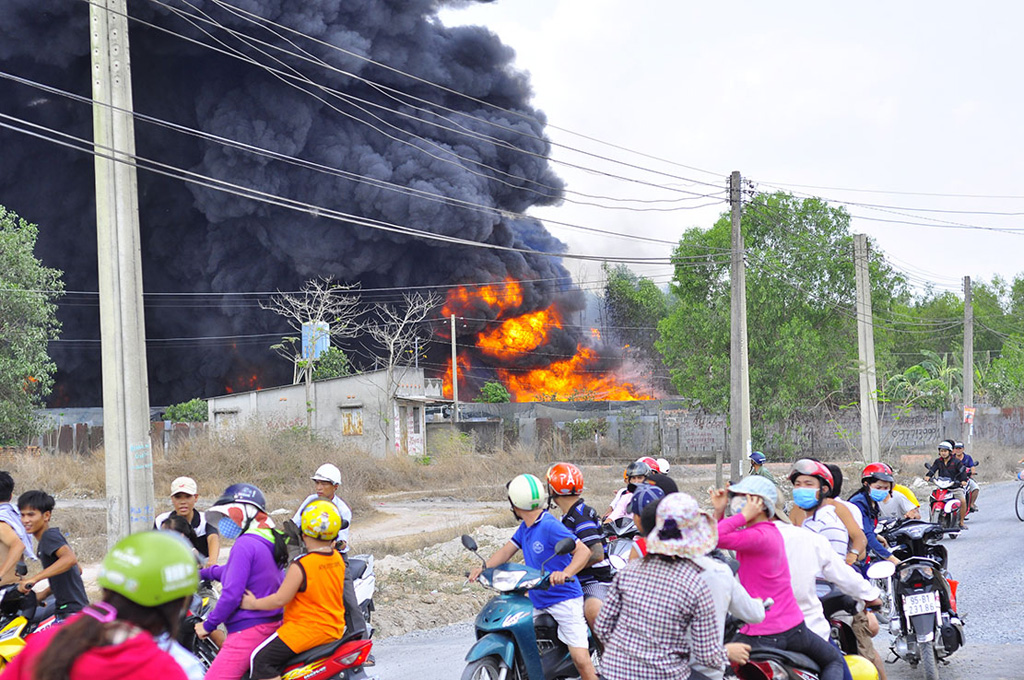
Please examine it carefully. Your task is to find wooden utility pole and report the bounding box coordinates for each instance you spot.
[853,234,880,463]
[729,171,751,481]
[450,314,459,424]
[962,276,973,444]
[91,0,155,544]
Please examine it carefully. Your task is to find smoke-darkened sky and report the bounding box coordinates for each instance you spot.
[0,0,587,405]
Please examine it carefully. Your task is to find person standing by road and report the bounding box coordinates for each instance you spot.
[748,451,778,485]
[155,476,220,565]
[292,463,366,642]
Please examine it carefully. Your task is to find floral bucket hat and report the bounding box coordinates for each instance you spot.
[645,492,717,559]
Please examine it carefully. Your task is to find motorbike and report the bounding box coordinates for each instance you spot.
[926,477,961,538]
[816,580,860,656]
[870,519,964,680]
[461,534,601,680]
[601,516,637,571]
[348,552,377,636]
[0,563,58,669]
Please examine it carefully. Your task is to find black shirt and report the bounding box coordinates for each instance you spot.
[38,527,88,616]
[927,457,967,486]
[560,499,612,584]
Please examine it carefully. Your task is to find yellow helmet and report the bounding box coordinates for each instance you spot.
[844,655,879,680]
[300,500,342,541]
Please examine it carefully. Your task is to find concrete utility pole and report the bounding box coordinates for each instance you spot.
[450,314,460,424]
[728,171,751,482]
[853,234,880,463]
[962,276,974,444]
[91,0,155,545]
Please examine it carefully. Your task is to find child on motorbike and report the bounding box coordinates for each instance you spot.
[711,476,847,680]
[596,492,733,680]
[604,460,653,523]
[626,484,665,560]
[469,474,598,680]
[545,463,613,630]
[4,531,199,680]
[241,500,347,680]
[194,484,284,680]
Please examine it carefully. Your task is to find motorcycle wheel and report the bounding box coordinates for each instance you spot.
[1015,484,1024,522]
[461,657,505,680]
[920,640,939,680]
[930,507,941,525]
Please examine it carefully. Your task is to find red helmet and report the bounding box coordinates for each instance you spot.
[861,462,894,484]
[637,456,661,473]
[788,459,834,491]
[546,462,584,496]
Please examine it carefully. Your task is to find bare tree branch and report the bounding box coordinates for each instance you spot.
[365,292,442,376]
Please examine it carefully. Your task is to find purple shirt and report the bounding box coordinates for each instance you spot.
[200,531,283,634]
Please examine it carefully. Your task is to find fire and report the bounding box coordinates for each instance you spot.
[440,278,652,402]
[225,373,261,394]
[477,307,561,358]
[497,346,650,402]
[441,278,523,318]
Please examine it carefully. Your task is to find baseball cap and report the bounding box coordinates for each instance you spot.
[311,463,342,486]
[170,477,198,496]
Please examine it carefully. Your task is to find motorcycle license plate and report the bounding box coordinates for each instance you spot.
[903,592,940,617]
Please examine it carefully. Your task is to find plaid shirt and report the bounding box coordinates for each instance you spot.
[595,555,728,680]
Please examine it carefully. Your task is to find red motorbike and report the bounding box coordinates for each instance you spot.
[927,477,962,539]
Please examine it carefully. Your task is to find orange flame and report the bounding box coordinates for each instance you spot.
[477,307,562,358]
[441,354,473,399]
[442,278,523,318]
[497,346,651,402]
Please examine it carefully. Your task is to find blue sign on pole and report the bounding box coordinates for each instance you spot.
[302,322,330,360]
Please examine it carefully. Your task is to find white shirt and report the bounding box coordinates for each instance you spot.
[293,494,352,552]
[775,523,880,640]
[801,504,849,557]
[838,498,864,527]
[157,634,205,680]
[690,555,766,680]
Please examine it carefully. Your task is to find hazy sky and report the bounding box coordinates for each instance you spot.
[440,1,1024,299]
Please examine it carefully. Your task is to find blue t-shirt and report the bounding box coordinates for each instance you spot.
[510,511,583,610]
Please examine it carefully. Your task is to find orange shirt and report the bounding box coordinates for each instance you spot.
[277,551,347,653]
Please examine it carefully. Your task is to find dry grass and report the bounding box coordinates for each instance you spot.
[356,509,517,558]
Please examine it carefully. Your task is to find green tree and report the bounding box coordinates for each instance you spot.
[164,398,208,423]
[311,346,350,381]
[988,335,1024,406]
[882,350,961,410]
[476,381,511,403]
[656,192,907,425]
[0,207,64,444]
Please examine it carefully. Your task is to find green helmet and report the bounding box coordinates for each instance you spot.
[98,531,199,607]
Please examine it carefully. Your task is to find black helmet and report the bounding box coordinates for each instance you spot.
[625,460,652,479]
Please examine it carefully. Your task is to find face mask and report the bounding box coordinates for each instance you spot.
[729,496,747,516]
[218,516,242,539]
[869,488,889,503]
[792,488,820,510]
[626,483,637,493]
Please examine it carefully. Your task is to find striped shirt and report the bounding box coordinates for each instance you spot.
[560,499,611,584]
[595,555,727,680]
[801,504,849,557]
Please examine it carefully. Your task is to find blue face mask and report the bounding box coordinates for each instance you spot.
[792,488,820,509]
[218,516,243,540]
[869,488,889,503]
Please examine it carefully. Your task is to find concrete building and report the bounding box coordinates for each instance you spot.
[206,368,449,457]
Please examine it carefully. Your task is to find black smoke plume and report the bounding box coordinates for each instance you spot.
[0,0,591,405]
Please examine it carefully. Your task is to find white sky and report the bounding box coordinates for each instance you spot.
[439,1,1024,299]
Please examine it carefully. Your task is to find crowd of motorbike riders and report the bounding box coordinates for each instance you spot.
[0,439,978,680]
[468,439,978,680]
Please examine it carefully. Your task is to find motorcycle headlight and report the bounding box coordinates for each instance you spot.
[491,571,527,591]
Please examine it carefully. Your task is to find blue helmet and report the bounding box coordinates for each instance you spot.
[750,451,767,465]
[213,483,267,513]
[629,484,666,516]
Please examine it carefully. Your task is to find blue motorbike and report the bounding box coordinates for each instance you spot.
[460,535,600,680]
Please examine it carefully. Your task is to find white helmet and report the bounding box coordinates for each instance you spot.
[656,458,670,474]
[507,474,547,511]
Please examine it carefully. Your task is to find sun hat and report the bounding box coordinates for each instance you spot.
[645,492,717,558]
[728,475,778,517]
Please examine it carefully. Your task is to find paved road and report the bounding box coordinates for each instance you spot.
[374,482,1024,679]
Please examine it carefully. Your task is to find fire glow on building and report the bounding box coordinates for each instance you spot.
[439,279,652,402]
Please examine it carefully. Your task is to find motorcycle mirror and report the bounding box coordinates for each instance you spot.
[14,562,26,578]
[461,534,478,552]
[923,462,933,471]
[554,537,575,556]
[866,561,896,580]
